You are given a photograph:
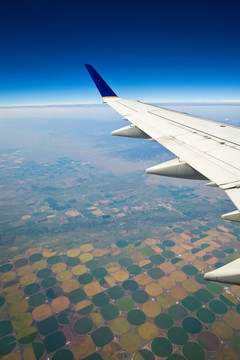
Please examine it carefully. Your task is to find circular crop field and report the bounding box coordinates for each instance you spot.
[92,292,110,307]
[157,293,174,308]
[116,240,129,248]
[119,257,133,267]
[37,268,52,278]
[74,317,93,334]
[197,308,215,323]
[148,268,164,279]
[110,318,130,335]
[41,276,56,288]
[37,315,59,336]
[127,264,142,275]
[28,293,46,307]
[132,290,149,303]
[71,336,96,359]
[135,274,152,286]
[194,274,208,285]
[91,326,114,347]
[46,286,63,299]
[207,283,223,295]
[17,326,38,344]
[142,301,161,317]
[127,309,146,326]
[51,263,67,274]
[183,279,200,292]
[168,304,187,320]
[52,349,74,360]
[47,255,62,265]
[150,254,164,265]
[183,342,205,360]
[68,288,86,304]
[56,270,72,282]
[122,279,138,291]
[117,297,134,312]
[162,250,174,259]
[100,304,119,320]
[52,296,70,312]
[76,300,93,315]
[92,267,108,279]
[155,313,173,329]
[182,265,198,276]
[138,322,158,341]
[0,320,12,337]
[120,331,142,352]
[151,337,172,357]
[0,335,17,357]
[198,331,220,351]
[9,301,28,316]
[167,326,188,345]
[133,349,155,360]
[44,330,66,352]
[171,271,186,282]
[86,259,99,269]
[12,312,33,330]
[24,283,40,295]
[145,283,163,296]
[158,276,175,289]
[66,257,80,267]
[78,273,94,284]
[182,317,202,334]
[182,296,201,312]
[0,263,13,273]
[29,253,42,262]
[107,286,124,299]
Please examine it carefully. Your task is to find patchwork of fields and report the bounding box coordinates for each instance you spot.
[1,226,240,359]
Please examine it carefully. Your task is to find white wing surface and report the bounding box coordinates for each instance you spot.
[85,64,240,222]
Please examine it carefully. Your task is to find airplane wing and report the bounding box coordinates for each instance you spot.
[85,64,240,223]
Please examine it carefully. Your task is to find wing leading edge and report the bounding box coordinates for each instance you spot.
[85,64,240,223]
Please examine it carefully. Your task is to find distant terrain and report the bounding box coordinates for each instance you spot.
[0,104,240,359]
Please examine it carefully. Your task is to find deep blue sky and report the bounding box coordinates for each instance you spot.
[0,0,240,104]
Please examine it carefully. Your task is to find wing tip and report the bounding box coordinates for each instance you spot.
[85,64,118,98]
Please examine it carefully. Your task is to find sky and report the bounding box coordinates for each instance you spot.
[0,0,240,105]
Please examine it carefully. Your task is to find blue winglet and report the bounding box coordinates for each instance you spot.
[85,64,117,98]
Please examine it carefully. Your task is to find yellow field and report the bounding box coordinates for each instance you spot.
[135,274,152,285]
[51,263,67,273]
[66,248,80,257]
[72,336,95,359]
[32,304,52,321]
[56,270,72,282]
[62,279,79,292]
[79,253,93,263]
[224,312,240,329]
[212,321,233,339]
[84,282,101,296]
[20,273,36,286]
[72,264,87,275]
[113,270,129,282]
[100,342,123,360]
[142,301,161,317]
[158,276,175,289]
[51,296,70,312]
[90,312,103,327]
[170,271,187,282]
[145,283,163,296]
[138,322,159,340]
[110,318,130,335]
